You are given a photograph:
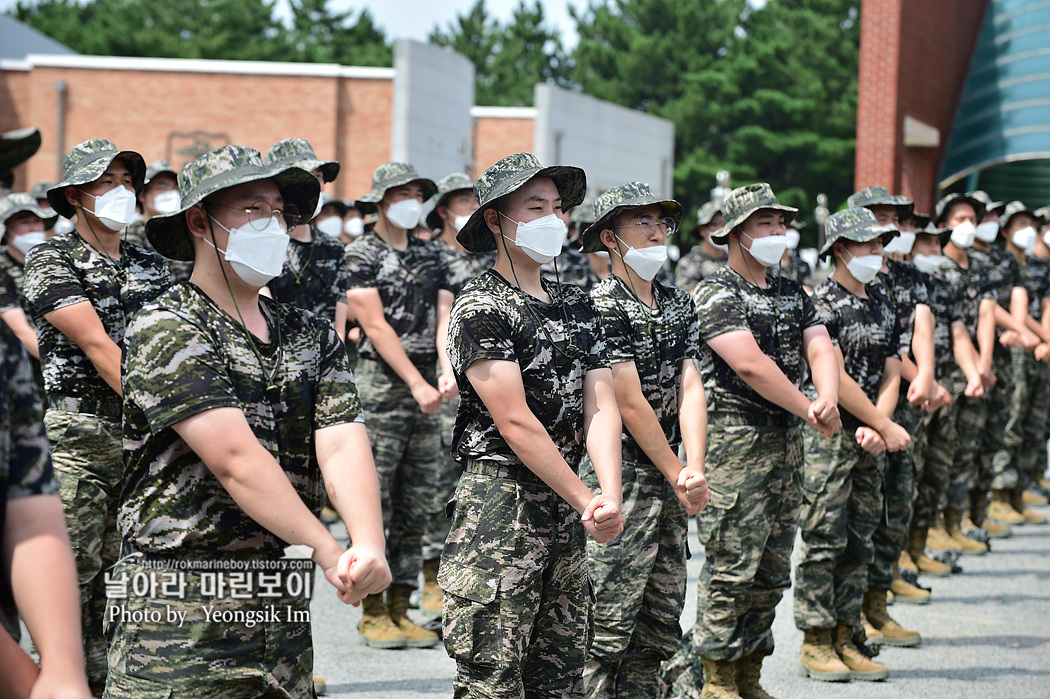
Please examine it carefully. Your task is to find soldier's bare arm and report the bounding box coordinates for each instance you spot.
[802,325,842,434]
[708,329,813,421]
[951,319,984,397]
[42,300,122,396]
[832,346,910,452]
[976,299,998,385]
[435,289,458,402]
[610,360,683,484]
[677,360,710,514]
[581,367,625,543]
[0,626,38,699]
[906,303,936,406]
[0,308,39,360]
[315,421,391,605]
[875,356,903,418]
[347,287,441,413]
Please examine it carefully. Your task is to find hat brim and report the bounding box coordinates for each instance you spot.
[0,202,58,234]
[580,196,683,253]
[819,225,899,260]
[355,176,438,215]
[47,150,147,219]
[711,204,798,244]
[272,157,339,184]
[936,195,986,227]
[0,128,42,176]
[145,164,320,261]
[457,165,587,253]
[426,186,474,232]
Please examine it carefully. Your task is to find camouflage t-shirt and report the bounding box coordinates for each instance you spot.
[971,245,1021,313]
[1023,255,1050,319]
[269,228,348,321]
[120,283,362,554]
[876,259,930,359]
[124,220,193,283]
[24,229,172,401]
[342,231,450,369]
[542,247,597,293]
[439,243,496,295]
[812,278,901,430]
[925,255,988,377]
[448,270,609,470]
[694,266,822,421]
[591,274,699,459]
[675,245,726,292]
[781,252,813,288]
[0,323,54,503]
[0,252,29,320]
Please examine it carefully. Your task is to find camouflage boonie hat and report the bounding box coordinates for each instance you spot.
[0,192,58,232]
[144,159,177,185]
[914,219,952,246]
[30,181,54,201]
[1036,206,1050,225]
[318,192,348,218]
[457,153,586,253]
[264,138,339,183]
[47,139,146,219]
[934,192,986,227]
[1000,200,1037,231]
[580,182,682,253]
[569,197,596,226]
[0,127,41,176]
[789,218,807,230]
[712,183,797,243]
[847,185,914,222]
[968,190,1006,216]
[145,144,320,261]
[425,172,474,231]
[819,206,899,260]
[695,200,721,228]
[355,162,436,215]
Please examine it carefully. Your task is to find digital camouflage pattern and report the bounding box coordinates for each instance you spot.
[847,185,914,221]
[1023,255,1050,319]
[0,191,58,228]
[264,137,339,183]
[780,251,812,288]
[425,172,474,231]
[440,462,591,698]
[925,253,992,375]
[673,245,725,292]
[24,227,171,400]
[711,183,796,244]
[934,193,986,227]
[818,207,897,260]
[795,429,885,629]
[695,201,720,227]
[693,266,821,420]
[581,459,687,698]
[1018,354,1050,488]
[122,220,194,283]
[877,258,931,358]
[980,347,1025,495]
[143,159,176,184]
[269,228,348,321]
[342,231,450,369]
[424,395,462,562]
[970,244,1022,313]
[0,250,32,322]
[447,270,609,470]
[810,278,901,431]
[913,379,959,530]
[542,246,598,292]
[440,243,496,295]
[579,182,681,254]
[590,275,698,459]
[46,139,146,219]
[121,283,362,554]
[870,399,920,591]
[354,162,436,215]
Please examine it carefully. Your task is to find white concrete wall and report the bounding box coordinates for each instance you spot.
[391,39,475,180]
[532,83,675,199]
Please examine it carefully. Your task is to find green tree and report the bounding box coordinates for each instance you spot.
[284,0,391,67]
[430,0,571,106]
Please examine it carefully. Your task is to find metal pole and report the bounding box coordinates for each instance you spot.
[55,80,67,179]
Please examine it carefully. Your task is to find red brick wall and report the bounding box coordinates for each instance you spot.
[472,117,534,176]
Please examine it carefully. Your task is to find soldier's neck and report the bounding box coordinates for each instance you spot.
[701,240,726,259]
[375,221,408,251]
[944,242,969,269]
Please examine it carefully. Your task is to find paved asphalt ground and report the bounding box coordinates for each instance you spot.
[312,504,1050,698]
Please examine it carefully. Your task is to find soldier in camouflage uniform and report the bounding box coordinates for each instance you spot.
[343,162,452,649]
[796,207,906,683]
[780,219,813,288]
[124,160,194,282]
[664,183,842,699]
[574,182,709,698]
[674,201,726,293]
[1029,207,1050,495]
[23,139,172,692]
[441,153,624,698]
[30,180,59,237]
[0,192,57,391]
[542,203,599,292]
[107,145,390,698]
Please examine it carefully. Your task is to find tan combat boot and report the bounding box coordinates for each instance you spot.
[907,528,951,577]
[387,584,440,648]
[358,592,408,649]
[971,491,1012,538]
[989,489,1026,525]
[420,558,443,618]
[834,622,889,681]
[1023,489,1048,506]
[927,511,962,552]
[735,654,776,699]
[1010,490,1048,525]
[862,589,920,647]
[890,562,930,605]
[944,507,988,555]
[799,628,851,682]
[897,549,918,574]
[699,657,743,699]
[861,616,884,646]
[313,676,327,695]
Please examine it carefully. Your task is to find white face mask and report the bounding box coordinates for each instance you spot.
[315,216,343,239]
[500,212,566,264]
[593,250,610,261]
[740,231,789,267]
[883,231,915,256]
[785,228,801,250]
[615,235,668,282]
[974,221,999,243]
[1012,226,1037,255]
[311,197,325,222]
[385,198,423,230]
[206,214,290,287]
[451,214,471,233]
[844,250,883,284]
[152,190,181,215]
[80,184,138,231]
[912,253,943,274]
[54,217,75,235]
[949,221,977,249]
[344,217,365,237]
[10,231,47,256]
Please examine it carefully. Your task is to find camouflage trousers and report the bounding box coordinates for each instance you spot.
[103,558,313,698]
[44,408,122,687]
[986,348,1032,491]
[947,374,989,510]
[913,371,963,528]
[580,455,687,699]
[356,359,441,586]
[423,397,463,562]
[1020,356,1050,487]
[976,348,1018,494]
[795,426,885,630]
[439,461,591,699]
[870,398,921,591]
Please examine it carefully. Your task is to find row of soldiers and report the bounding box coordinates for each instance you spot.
[1,124,1048,699]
